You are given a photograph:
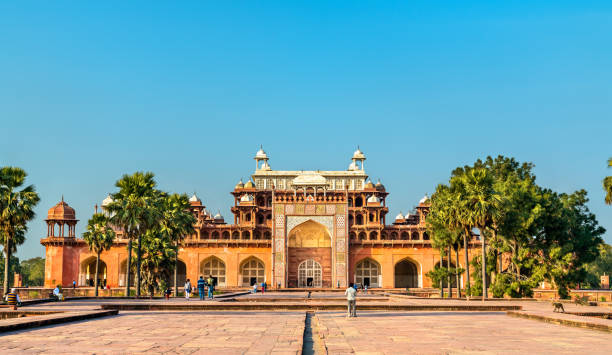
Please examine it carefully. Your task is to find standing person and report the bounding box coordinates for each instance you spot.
[345,283,357,318]
[364,284,368,295]
[252,282,258,294]
[197,276,206,301]
[184,279,192,300]
[207,275,214,299]
[261,281,266,294]
[72,280,76,289]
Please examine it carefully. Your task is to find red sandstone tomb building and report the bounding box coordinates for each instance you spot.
[41,148,480,289]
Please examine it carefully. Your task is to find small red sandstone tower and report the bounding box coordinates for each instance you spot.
[41,197,79,288]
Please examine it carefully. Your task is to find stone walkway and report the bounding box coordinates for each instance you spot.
[1,295,611,354]
[0,311,304,354]
[315,311,612,354]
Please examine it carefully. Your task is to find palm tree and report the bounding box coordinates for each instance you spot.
[105,172,160,297]
[454,241,461,298]
[437,186,468,298]
[0,167,40,296]
[427,184,460,298]
[604,158,612,205]
[456,202,473,298]
[158,193,196,297]
[83,213,116,296]
[461,168,500,301]
[449,173,478,299]
[140,228,177,298]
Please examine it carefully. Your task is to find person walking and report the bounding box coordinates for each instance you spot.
[364,284,368,294]
[261,281,266,294]
[252,282,258,294]
[197,276,206,301]
[345,283,357,318]
[184,279,192,300]
[207,275,214,299]
[72,280,76,289]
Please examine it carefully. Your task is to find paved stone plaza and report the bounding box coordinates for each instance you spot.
[1,294,611,354]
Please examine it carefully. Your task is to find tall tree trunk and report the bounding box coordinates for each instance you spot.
[482,231,487,301]
[491,250,497,285]
[490,233,497,286]
[464,232,471,298]
[516,241,521,278]
[439,250,444,298]
[455,246,461,298]
[447,245,452,298]
[3,239,11,297]
[125,239,132,297]
[136,234,142,298]
[174,240,179,297]
[94,252,100,297]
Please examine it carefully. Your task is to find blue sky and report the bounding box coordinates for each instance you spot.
[1,1,611,259]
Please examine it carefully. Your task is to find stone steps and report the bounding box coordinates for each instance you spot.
[100,302,521,312]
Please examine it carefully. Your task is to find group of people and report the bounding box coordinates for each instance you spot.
[252,281,266,294]
[182,275,216,300]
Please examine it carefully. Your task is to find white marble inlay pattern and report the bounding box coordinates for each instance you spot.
[286,215,334,237]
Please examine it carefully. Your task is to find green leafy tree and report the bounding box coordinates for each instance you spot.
[105,172,160,298]
[476,156,541,294]
[158,193,196,297]
[139,228,176,298]
[582,244,612,288]
[0,252,20,288]
[83,213,116,296]
[534,190,604,298]
[431,156,605,299]
[19,257,45,286]
[459,168,501,300]
[427,184,463,297]
[0,167,40,296]
[453,190,475,296]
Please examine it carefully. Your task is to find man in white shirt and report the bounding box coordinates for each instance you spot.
[52,285,63,301]
[345,283,357,317]
[184,279,192,300]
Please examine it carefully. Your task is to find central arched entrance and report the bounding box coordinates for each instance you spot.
[298,259,322,287]
[287,220,332,288]
[394,259,419,288]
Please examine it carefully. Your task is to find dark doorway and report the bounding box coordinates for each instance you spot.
[363,277,370,287]
[394,259,418,288]
[250,277,257,286]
